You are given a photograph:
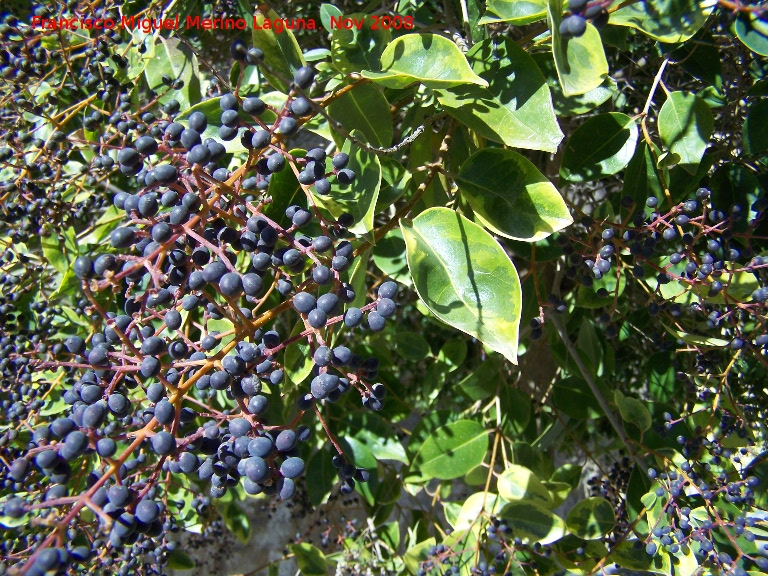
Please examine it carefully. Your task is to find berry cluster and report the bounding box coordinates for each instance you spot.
[0,13,399,573]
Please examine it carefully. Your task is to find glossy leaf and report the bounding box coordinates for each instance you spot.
[457,356,503,401]
[560,113,639,182]
[166,549,195,570]
[332,14,391,74]
[251,6,306,94]
[498,502,567,545]
[497,464,553,508]
[395,331,432,361]
[320,4,343,33]
[373,229,411,286]
[362,33,488,89]
[344,412,408,463]
[143,37,202,109]
[288,543,328,576]
[457,149,571,241]
[614,390,652,432]
[566,497,615,539]
[284,321,313,385]
[658,92,713,175]
[222,501,251,544]
[306,449,337,506]
[610,0,713,43]
[552,376,608,420]
[743,99,768,155]
[548,0,608,97]
[435,38,563,153]
[733,12,768,56]
[328,83,393,148]
[400,207,522,364]
[411,420,489,480]
[478,0,548,25]
[453,492,503,531]
[533,52,616,117]
[622,141,665,206]
[313,135,381,237]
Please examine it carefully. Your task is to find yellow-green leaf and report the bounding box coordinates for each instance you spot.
[456,149,572,241]
[400,208,522,364]
[362,33,488,89]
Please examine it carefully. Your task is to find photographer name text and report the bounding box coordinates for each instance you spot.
[31,14,415,33]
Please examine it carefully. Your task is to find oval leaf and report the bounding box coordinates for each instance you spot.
[435,38,563,153]
[566,497,615,539]
[658,92,713,175]
[743,99,768,156]
[478,0,547,25]
[560,113,639,182]
[362,33,488,89]
[498,464,553,508]
[328,83,392,148]
[610,0,712,43]
[614,390,652,432]
[457,148,572,241]
[252,6,306,94]
[288,543,328,576]
[331,14,391,74]
[499,502,567,545]
[412,420,489,480]
[400,207,522,364]
[548,0,608,97]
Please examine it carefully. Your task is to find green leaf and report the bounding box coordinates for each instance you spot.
[400,207,522,364]
[614,390,652,432]
[411,420,489,480]
[362,33,488,89]
[457,356,503,401]
[478,0,547,25]
[372,228,410,286]
[395,331,432,361]
[320,4,343,33]
[551,463,583,490]
[251,7,306,93]
[143,37,202,109]
[457,148,572,241]
[552,376,607,420]
[437,339,467,372]
[328,83,392,148]
[42,234,68,276]
[622,141,664,206]
[331,14,391,74]
[403,538,436,575]
[610,0,713,42]
[744,99,768,156]
[222,501,251,544]
[566,497,615,539]
[498,464,554,508]
[560,113,639,182]
[348,248,370,309]
[344,412,408,463]
[548,0,608,97]
[288,543,328,576]
[498,502,567,545]
[284,321,313,386]
[166,549,195,570]
[532,52,616,117]
[658,92,713,175]
[733,12,768,56]
[313,136,381,237]
[435,38,562,153]
[453,492,503,531]
[306,449,336,506]
[660,30,722,88]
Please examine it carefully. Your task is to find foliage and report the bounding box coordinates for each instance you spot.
[0,0,767,575]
